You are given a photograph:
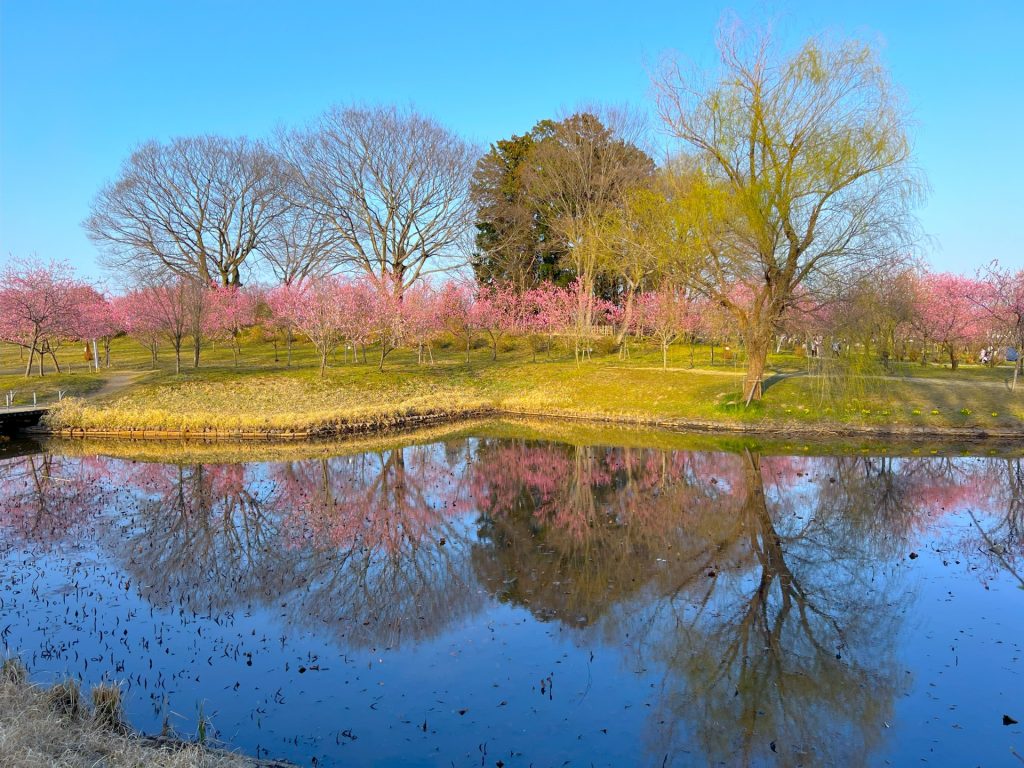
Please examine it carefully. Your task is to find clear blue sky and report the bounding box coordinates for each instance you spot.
[1,0,1021,280]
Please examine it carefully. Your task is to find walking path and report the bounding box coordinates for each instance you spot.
[89,370,150,400]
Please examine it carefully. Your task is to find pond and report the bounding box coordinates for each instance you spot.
[1,423,1022,766]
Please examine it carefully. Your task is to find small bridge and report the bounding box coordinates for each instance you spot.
[0,406,51,434]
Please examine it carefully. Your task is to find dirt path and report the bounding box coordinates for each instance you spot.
[88,371,151,401]
[611,365,1023,392]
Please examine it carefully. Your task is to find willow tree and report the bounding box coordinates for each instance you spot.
[655,28,921,402]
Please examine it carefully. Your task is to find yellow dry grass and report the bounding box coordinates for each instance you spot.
[0,661,272,768]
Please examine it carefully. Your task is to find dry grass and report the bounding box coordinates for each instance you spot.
[11,335,1023,436]
[0,659,275,768]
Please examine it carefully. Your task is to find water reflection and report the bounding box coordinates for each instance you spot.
[0,435,1021,766]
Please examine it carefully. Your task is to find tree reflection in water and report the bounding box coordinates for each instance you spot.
[95,445,484,649]
[466,442,1022,766]
[1,436,1021,765]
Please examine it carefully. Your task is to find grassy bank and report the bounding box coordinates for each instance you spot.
[4,335,1023,438]
[33,416,1024,468]
[0,659,288,768]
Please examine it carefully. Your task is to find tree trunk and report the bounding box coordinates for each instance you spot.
[743,334,771,404]
[24,343,36,378]
[615,287,636,350]
[320,349,328,378]
[192,337,201,368]
[662,341,668,370]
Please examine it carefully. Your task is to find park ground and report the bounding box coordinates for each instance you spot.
[2,334,1023,438]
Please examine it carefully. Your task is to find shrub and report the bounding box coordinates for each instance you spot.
[593,336,619,356]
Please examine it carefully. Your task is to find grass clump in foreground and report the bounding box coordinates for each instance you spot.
[0,658,281,768]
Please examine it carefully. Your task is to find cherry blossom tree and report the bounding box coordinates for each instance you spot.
[0,259,92,376]
[146,280,196,374]
[335,279,376,364]
[522,283,571,360]
[402,283,441,365]
[469,284,519,361]
[285,276,349,377]
[972,263,1024,388]
[114,290,163,369]
[74,289,123,369]
[369,280,405,371]
[206,285,259,366]
[637,288,698,369]
[265,283,306,367]
[438,283,478,362]
[913,272,984,369]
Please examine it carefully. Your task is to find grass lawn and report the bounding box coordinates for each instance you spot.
[3,333,1023,435]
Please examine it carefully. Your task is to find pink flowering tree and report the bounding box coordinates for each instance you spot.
[266,283,304,366]
[334,278,376,364]
[369,280,405,371]
[469,284,519,361]
[0,259,94,376]
[75,288,123,368]
[438,283,477,362]
[972,263,1024,388]
[526,282,596,361]
[207,285,259,366]
[114,291,162,369]
[913,272,984,369]
[286,277,349,377]
[637,288,698,369]
[140,280,199,374]
[522,283,570,361]
[57,285,120,370]
[402,282,441,364]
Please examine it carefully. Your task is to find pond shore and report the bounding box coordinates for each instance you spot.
[9,340,1024,443]
[37,403,1024,442]
[0,661,291,768]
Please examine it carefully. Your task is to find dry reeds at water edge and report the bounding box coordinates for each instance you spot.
[0,658,288,767]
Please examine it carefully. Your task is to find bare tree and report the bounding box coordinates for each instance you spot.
[260,178,343,285]
[519,110,654,351]
[521,109,654,294]
[282,105,477,295]
[86,136,289,286]
[654,24,923,402]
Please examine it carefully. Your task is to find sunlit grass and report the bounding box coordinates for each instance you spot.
[4,335,1022,435]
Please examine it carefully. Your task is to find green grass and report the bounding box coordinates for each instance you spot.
[4,334,1023,435]
[0,372,106,406]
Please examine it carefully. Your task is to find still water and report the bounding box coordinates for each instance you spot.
[1,426,1022,766]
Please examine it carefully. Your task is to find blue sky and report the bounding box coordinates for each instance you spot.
[1,0,1021,281]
